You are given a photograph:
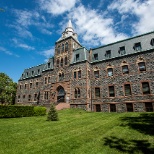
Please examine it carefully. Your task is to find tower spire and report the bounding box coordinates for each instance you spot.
[56,19,79,43]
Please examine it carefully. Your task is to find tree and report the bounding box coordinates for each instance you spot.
[0,73,17,105]
[47,104,59,121]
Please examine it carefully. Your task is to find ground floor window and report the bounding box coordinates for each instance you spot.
[126,103,133,112]
[145,103,153,112]
[110,104,116,112]
[95,104,101,112]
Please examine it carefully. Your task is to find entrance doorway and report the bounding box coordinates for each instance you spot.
[57,86,65,103]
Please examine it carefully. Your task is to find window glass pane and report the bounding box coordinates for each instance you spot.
[94,70,99,78]
[109,86,115,97]
[78,70,81,78]
[138,62,146,71]
[122,65,129,74]
[74,72,76,78]
[76,54,79,61]
[125,84,131,96]
[95,88,100,97]
[108,68,113,76]
[142,82,150,94]
[94,54,98,60]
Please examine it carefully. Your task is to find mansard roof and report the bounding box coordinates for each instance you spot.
[70,47,89,64]
[19,57,54,81]
[91,31,154,63]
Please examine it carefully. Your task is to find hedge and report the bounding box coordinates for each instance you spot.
[34,106,46,116]
[0,105,46,118]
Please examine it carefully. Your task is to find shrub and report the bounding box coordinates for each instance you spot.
[47,104,58,121]
[0,105,34,118]
[34,106,46,116]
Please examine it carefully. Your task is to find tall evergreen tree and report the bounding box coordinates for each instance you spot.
[47,104,59,121]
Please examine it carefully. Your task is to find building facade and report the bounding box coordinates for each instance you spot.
[16,20,154,112]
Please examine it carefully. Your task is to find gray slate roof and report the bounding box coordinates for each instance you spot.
[70,47,89,64]
[19,57,54,80]
[91,31,154,63]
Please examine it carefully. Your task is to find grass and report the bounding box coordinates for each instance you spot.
[0,109,154,154]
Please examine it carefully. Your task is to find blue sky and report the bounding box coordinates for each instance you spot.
[0,0,154,82]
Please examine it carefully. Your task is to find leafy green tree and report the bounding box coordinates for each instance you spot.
[0,73,17,105]
[47,104,59,121]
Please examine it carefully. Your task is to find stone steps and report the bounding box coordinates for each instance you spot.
[56,103,70,110]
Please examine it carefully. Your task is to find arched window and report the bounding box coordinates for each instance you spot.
[61,58,63,67]
[65,42,68,51]
[57,59,59,67]
[65,57,67,65]
[62,44,64,53]
[57,86,65,102]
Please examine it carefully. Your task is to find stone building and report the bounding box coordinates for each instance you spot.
[16,20,154,112]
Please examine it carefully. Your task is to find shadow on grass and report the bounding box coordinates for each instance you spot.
[103,136,154,154]
[103,113,154,153]
[121,113,154,136]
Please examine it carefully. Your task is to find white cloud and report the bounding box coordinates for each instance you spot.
[18,44,35,50]
[12,38,35,50]
[69,5,127,46]
[39,0,78,15]
[11,9,53,38]
[0,47,19,57]
[41,29,52,35]
[108,0,154,35]
[40,47,55,61]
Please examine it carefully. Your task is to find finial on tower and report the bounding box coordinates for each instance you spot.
[67,19,73,28]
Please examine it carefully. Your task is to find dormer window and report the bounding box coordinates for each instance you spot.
[94,53,98,60]
[31,71,34,76]
[38,69,40,75]
[48,62,50,68]
[76,54,80,61]
[26,72,28,77]
[105,50,111,58]
[119,46,126,55]
[134,42,141,51]
[150,38,154,46]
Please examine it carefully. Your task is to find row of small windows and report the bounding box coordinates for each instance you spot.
[93,38,154,60]
[94,62,146,78]
[57,42,68,54]
[57,57,67,67]
[23,69,40,78]
[95,82,151,98]
[19,82,39,89]
[96,103,153,112]
[17,91,49,102]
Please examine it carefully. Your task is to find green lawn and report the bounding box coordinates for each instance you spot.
[0,109,154,154]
